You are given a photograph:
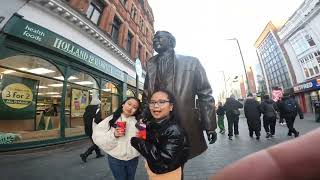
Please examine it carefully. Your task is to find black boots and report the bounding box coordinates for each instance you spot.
[80,145,104,163]
[94,148,105,158]
[80,151,91,163]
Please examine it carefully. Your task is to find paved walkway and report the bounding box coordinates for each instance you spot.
[1,113,319,180]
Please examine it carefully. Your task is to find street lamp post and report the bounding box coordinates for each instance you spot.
[219,70,228,98]
[227,38,251,94]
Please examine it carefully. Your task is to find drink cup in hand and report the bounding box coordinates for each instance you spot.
[116,121,126,136]
[136,123,146,140]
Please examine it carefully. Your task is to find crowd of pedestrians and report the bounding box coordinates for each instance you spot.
[216,93,304,141]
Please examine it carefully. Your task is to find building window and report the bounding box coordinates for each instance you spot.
[0,55,64,143]
[120,0,127,5]
[314,66,319,74]
[305,34,316,46]
[309,68,315,76]
[304,68,310,77]
[111,16,121,44]
[101,81,119,119]
[126,32,133,53]
[130,6,137,20]
[126,89,135,97]
[137,44,142,59]
[65,71,99,137]
[86,0,104,25]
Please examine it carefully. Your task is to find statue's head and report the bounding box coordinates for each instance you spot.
[153,31,176,53]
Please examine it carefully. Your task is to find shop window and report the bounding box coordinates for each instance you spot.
[101,81,119,119]
[64,71,99,137]
[126,89,135,97]
[0,55,63,144]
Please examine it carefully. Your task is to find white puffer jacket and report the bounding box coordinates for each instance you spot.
[92,114,140,161]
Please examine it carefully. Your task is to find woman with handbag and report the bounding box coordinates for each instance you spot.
[130,89,190,180]
[92,97,141,180]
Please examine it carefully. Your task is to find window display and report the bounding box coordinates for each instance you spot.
[0,55,63,143]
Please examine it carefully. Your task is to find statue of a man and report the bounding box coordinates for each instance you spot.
[142,31,217,159]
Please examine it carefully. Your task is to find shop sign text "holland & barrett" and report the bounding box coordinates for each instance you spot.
[4,16,124,81]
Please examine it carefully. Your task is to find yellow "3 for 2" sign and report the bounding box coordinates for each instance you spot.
[2,83,33,109]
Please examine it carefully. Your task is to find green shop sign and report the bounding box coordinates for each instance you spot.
[3,15,125,81]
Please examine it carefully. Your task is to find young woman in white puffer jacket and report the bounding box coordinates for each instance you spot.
[92,97,141,180]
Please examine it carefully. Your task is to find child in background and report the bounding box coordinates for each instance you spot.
[216,102,225,134]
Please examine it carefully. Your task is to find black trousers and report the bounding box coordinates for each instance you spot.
[285,116,298,135]
[227,115,239,137]
[248,124,260,137]
[263,116,277,135]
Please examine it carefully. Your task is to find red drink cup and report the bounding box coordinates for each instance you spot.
[137,123,146,140]
[116,121,126,135]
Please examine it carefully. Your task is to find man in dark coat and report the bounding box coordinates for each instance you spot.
[223,95,243,140]
[260,94,277,138]
[80,98,104,162]
[244,93,261,140]
[142,31,217,159]
[278,94,304,137]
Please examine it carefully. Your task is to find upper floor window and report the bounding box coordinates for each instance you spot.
[137,43,142,59]
[130,6,137,20]
[126,32,133,53]
[86,0,104,25]
[140,20,144,32]
[111,16,122,44]
[305,34,316,46]
[120,0,127,5]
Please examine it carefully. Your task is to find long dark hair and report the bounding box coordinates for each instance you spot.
[108,97,141,128]
[146,89,180,123]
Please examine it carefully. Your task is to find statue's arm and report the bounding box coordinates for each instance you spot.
[194,59,217,131]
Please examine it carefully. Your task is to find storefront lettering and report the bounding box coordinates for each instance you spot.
[4,16,125,81]
[22,25,45,42]
[53,38,114,74]
[294,82,313,92]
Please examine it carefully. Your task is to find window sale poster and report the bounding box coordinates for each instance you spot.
[71,89,89,117]
[0,74,38,120]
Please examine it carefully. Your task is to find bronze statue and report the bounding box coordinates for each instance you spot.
[142,31,217,159]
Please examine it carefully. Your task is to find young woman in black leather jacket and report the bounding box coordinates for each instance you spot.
[131,89,190,180]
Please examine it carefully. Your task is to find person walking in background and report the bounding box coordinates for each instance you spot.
[131,90,189,180]
[223,95,243,140]
[216,102,225,134]
[80,98,104,163]
[260,95,277,138]
[278,93,304,138]
[92,97,141,180]
[243,93,261,140]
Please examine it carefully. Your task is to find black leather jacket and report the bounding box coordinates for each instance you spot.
[131,117,190,174]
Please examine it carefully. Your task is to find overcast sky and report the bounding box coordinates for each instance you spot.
[148,0,304,99]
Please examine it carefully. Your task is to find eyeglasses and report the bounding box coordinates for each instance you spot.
[148,100,170,107]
